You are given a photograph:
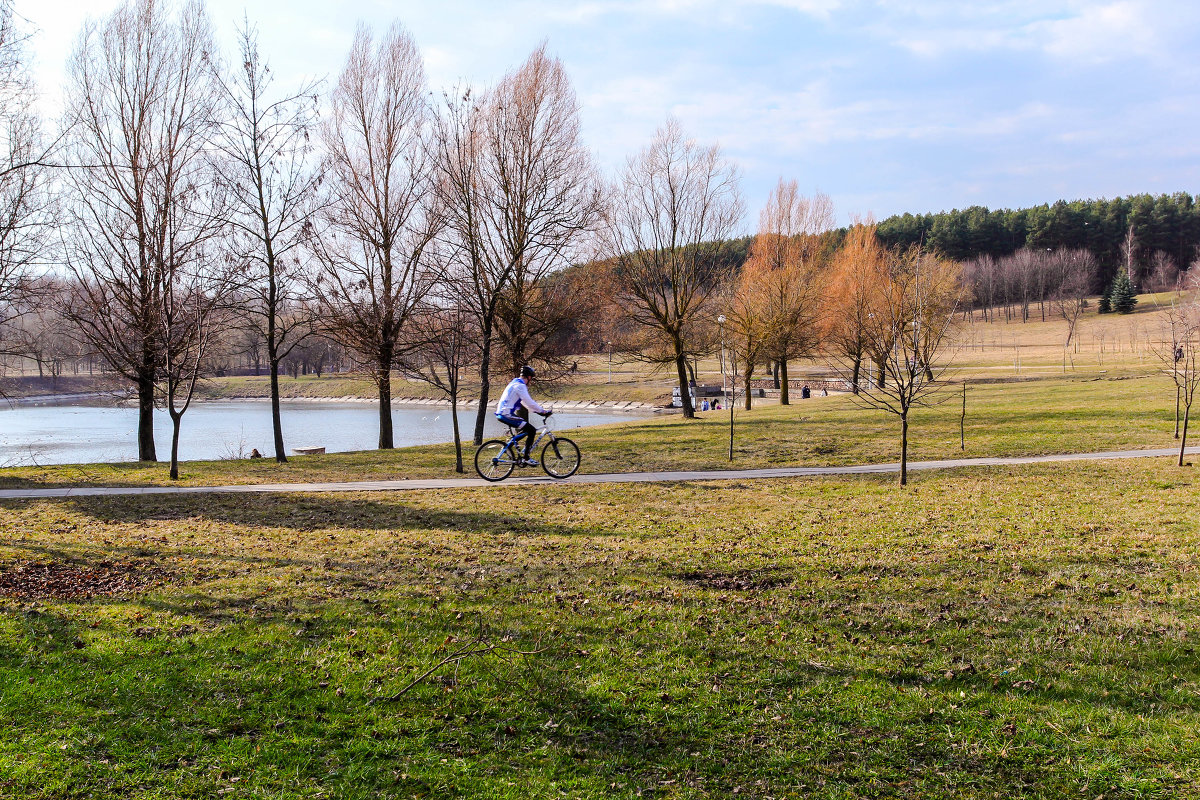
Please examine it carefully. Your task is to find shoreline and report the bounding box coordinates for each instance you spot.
[4,392,672,414]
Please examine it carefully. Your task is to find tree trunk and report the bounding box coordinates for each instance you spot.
[851,355,861,395]
[779,360,790,405]
[137,368,157,462]
[377,356,394,450]
[451,394,464,473]
[169,410,182,481]
[473,331,493,446]
[269,357,287,463]
[1175,383,1181,439]
[1180,406,1190,467]
[772,361,780,390]
[674,341,694,419]
[743,362,755,410]
[899,411,909,486]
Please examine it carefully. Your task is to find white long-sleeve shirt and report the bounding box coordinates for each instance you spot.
[495,377,548,417]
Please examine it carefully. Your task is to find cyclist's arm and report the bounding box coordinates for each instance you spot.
[515,382,549,415]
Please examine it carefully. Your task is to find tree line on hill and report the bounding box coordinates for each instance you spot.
[875,194,1199,288]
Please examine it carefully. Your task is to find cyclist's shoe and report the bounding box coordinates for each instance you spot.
[519,457,538,467]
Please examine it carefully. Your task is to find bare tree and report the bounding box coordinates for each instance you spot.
[606,119,743,419]
[1121,224,1139,284]
[746,180,829,405]
[1146,250,1179,293]
[1049,249,1094,370]
[398,303,477,472]
[212,21,322,462]
[840,245,962,486]
[0,0,53,361]
[1156,292,1200,465]
[159,246,235,479]
[314,22,441,450]
[487,46,602,377]
[61,0,220,462]
[435,46,601,445]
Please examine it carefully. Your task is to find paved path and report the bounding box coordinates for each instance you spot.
[0,446,1196,501]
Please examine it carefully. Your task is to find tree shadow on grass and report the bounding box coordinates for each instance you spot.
[63,492,607,537]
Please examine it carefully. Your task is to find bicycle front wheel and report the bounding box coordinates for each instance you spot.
[541,437,580,479]
[475,440,516,481]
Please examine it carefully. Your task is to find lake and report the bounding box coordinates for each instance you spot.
[0,399,650,467]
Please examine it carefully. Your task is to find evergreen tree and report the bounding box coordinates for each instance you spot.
[1097,287,1112,314]
[1109,271,1138,314]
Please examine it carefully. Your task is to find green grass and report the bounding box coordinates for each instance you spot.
[0,372,1186,489]
[2,458,1198,798]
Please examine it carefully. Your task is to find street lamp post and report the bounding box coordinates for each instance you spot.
[717,314,733,461]
[607,341,613,383]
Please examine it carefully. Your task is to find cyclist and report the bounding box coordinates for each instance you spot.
[495,365,552,466]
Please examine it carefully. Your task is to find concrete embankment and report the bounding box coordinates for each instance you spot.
[210,395,672,413]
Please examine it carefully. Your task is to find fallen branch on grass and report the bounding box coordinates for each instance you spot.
[368,618,551,705]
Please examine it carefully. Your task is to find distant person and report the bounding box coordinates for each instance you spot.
[713,399,722,410]
[821,387,828,397]
[570,361,578,374]
[701,399,710,412]
[495,365,552,466]
[801,385,811,399]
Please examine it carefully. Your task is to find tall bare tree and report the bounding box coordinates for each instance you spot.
[435,45,601,445]
[212,21,322,463]
[606,119,743,419]
[0,0,53,361]
[314,22,441,450]
[486,46,602,377]
[62,0,220,462]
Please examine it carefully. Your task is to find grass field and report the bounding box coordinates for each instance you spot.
[2,458,1198,798]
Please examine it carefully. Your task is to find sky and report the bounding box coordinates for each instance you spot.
[13,0,1200,232]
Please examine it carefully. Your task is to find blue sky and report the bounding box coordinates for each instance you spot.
[16,0,1200,231]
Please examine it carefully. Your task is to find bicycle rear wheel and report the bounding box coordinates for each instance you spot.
[475,440,516,481]
[541,437,580,479]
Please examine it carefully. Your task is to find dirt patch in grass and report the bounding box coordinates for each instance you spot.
[676,567,792,591]
[0,558,177,600]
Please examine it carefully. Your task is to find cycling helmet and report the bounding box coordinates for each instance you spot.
[520,365,536,378]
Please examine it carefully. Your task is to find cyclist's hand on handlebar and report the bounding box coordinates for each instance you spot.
[542,409,553,417]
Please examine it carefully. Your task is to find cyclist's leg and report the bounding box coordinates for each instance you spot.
[515,408,534,458]
[496,413,533,459]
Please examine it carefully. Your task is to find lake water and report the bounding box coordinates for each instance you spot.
[0,399,650,467]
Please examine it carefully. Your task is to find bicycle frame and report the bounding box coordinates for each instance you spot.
[500,416,557,458]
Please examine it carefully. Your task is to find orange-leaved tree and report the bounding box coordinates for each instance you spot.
[823,222,887,394]
[743,180,831,405]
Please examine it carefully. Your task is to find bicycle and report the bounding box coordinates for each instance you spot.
[474,411,581,481]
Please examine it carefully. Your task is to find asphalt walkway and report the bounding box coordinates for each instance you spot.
[0,446,1196,500]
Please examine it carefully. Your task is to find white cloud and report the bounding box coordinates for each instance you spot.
[1032,1,1158,63]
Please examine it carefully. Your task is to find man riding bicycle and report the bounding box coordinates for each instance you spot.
[495,365,552,466]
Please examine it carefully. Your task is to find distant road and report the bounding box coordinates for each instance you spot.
[1,446,1196,500]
